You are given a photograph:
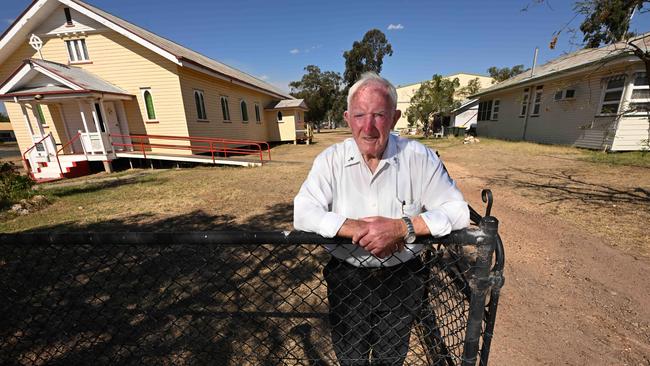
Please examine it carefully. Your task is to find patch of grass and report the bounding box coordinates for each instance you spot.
[581,150,650,168]
[0,161,34,209]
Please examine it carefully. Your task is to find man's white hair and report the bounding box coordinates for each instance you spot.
[347,72,398,111]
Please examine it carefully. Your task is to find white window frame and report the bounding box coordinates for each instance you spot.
[597,75,626,116]
[531,86,543,116]
[240,99,249,123]
[254,103,261,123]
[490,99,500,120]
[625,72,650,115]
[194,90,207,120]
[519,88,530,117]
[221,96,231,122]
[66,39,89,63]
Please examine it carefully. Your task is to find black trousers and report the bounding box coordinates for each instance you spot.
[323,256,427,366]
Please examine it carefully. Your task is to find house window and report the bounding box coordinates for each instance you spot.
[491,99,500,120]
[254,103,261,123]
[599,75,626,114]
[66,39,89,62]
[221,96,231,121]
[194,90,207,120]
[531,86,543,116]
[140,89,156,120]
[36,105,47,125]
[240,100,249,122]
[296,112,301,122]
[478,100,493,121]
[555,88,576,101]
[627,72,650,114]
[277,111,283,122]
[64,8,73,25]
[520,88,530,117]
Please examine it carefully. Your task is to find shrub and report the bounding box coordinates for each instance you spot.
[0,162,34,209]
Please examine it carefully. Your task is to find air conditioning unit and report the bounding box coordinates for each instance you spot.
[554,89,576,101]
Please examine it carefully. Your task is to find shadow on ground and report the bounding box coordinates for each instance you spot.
[0,203,334,365]
[485,168,650,207]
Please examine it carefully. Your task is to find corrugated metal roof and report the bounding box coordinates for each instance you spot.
[266,99,308,110]
[27,59,130,95]
[70,0,291,99]
[30,59,130,95]
[474,34,650,97]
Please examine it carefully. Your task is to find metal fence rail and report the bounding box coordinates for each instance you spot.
[0,218,503,366]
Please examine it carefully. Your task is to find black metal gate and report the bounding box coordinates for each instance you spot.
[0,209,503,365]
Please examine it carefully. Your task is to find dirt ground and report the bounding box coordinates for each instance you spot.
[3,129,650,365]
[277,131,650,365]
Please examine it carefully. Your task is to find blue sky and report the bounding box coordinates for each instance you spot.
[2,0,650,115]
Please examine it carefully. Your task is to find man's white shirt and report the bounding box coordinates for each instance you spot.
[294,134,469,267]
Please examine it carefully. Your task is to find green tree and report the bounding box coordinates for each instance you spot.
[458,77,482,98]
[487,65,526,83]
[0,112,9,122]
[405,75,461,137]
[343,29,393,87]
[289,65,343,127]
[577,0,645,48]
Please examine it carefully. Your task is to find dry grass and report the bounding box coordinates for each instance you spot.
[1,130,648,258]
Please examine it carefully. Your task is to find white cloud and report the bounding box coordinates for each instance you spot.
[259,75,269,80]
[387,23,404,30]
[289,48,300,54]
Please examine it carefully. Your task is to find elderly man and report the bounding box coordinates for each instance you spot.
[294,72,469,365]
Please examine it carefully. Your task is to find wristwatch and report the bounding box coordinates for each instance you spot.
[401,216,416,244]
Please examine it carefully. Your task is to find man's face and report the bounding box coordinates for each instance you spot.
[344,84,400,160]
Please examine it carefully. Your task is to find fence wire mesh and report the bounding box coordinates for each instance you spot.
[0,228,502,366]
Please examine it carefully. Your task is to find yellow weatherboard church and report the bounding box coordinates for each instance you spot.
[0,0,309,180]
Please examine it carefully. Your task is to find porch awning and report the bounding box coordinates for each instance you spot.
[265,99,308,111]
[0,58,133,101]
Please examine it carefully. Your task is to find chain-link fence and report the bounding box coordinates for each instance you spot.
[0,216,503,366]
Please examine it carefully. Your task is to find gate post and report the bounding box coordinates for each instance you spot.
[461,216,498,366]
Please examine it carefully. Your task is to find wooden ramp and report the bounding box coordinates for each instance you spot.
[115,151,263,167]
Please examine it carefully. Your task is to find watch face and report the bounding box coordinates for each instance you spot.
[405,233,416,244]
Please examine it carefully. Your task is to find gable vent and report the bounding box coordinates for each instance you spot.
[64,8,73,26]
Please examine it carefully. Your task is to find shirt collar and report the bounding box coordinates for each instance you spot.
[344,134,399,168]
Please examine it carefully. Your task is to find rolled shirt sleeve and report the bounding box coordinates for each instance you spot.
[293,148,346,238]
[418,148,470,237]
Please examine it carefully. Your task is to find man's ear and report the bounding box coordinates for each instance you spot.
[343,110,350,124]
[391,110,401,129]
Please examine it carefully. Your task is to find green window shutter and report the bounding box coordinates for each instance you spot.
[144,90,156,120]
[195,92,202,119]
[241,101,248,121]
[221,98,228,120]
[36,105,46,125]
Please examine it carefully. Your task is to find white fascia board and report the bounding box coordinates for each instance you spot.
[58,0,181,66]
[475,55,639,98]
[180,61,288,100]
[0,64,33,94]
[0,0,49,53]
[32,64,83,90]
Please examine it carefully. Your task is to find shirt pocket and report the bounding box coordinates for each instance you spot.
[402,200,422,217]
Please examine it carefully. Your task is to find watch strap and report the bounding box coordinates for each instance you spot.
[401,216,415,241]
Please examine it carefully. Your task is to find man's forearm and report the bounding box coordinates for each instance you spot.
[412,215,431,237]
[336,219,366,238]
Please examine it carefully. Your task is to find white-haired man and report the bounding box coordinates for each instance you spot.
[294,72,469,365]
